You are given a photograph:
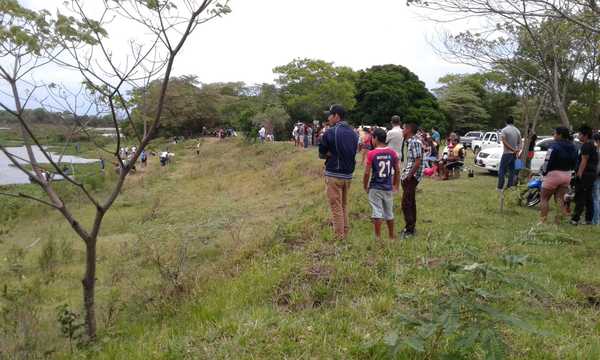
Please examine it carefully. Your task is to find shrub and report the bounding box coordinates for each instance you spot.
[38,237,59,279]
[0,280,43,358]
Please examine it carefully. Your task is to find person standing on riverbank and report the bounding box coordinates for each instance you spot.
[319,105,359,240]
[400,122,423,238]
[364,128,400,241]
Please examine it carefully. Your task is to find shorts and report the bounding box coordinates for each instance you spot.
[542,170,571,191]
[368,189,394,220]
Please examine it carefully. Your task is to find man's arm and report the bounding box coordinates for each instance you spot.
[363,162,371,193]
[392,159,400,191]
[319,132,330,159]
[577,155,589,179]
[541,148,553,175]
[409,157,421,179]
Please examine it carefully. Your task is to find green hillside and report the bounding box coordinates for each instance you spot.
[1,139,599,359]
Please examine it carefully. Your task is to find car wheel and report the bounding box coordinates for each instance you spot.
[526,189,541,207]
[473,146,481,155]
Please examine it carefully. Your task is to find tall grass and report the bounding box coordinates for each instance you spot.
[0,139,599,359]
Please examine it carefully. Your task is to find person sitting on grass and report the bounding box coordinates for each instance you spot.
[440,134,465,180]
[363,128,400,241]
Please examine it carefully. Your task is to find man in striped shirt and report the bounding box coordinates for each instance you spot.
[400,122,424,238]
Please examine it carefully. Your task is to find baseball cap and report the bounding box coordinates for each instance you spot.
[325,104,346,119]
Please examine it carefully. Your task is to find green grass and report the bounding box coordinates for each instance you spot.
[1,138,599,359]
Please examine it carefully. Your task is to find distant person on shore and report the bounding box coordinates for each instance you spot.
[303,124,310,148]
[140,150,148,167]
[259,126,266,143]
[319,105,359,240]
[292,124,299,146]
[400,121,424,238]
[539,127,576,224]
[363,128,400,241]
[386,115,404,161]
[498,116,522,192]
[160,151,169,167]
[571,125,598,225]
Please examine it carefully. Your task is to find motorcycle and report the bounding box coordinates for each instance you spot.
[521,175,542,207]
[519,173,576,209]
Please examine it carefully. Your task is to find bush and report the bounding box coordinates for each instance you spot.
[0,280,43,358]
[5,245,26,278]
[38,237,59,279]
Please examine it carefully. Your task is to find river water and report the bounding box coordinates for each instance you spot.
[0,146,99,186]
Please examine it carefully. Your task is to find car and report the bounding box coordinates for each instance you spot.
[474,147,502,173]
[472,131,502,155]
[474,137,582,174]
[460,131,483,149]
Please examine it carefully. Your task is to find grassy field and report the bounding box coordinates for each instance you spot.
[1,138,599,359]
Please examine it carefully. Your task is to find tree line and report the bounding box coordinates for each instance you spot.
[127,57,600,141]
[0,109,113,128]
[123,61,451,139]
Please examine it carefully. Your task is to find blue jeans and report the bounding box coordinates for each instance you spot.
[497,153,517,190]
[593,178,600,225]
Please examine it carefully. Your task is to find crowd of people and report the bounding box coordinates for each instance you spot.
[315,104,600,242]
[537,125,600,225]
[318,105,425,240]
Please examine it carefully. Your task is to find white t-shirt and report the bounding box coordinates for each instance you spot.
[259,127,266,137]
[386,126,404,158]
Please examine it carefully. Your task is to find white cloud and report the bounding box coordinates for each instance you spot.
[16,0,477,95]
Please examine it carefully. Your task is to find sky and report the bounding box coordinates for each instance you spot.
[12,0,476,101]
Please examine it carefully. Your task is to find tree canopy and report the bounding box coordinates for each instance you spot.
[352,64,447,131]
[273,58,357,122]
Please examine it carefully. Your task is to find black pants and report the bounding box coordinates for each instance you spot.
[401,177,418,233]
[572,174,596,223]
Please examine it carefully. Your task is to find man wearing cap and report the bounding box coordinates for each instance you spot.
[319,104,360,239]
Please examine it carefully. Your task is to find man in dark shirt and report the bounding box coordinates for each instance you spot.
[571,125,599,225]
[319,105,359,239]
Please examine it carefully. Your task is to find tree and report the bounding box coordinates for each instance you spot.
[219,83,286,138]
[0,0,230,340]
[251,105,290,140]
[130,76,226,137]
[352,64,447,131]
[408,0,600,35]
[408,1,598,129]
[434,72,519,131]
[435,75,490,131]
[273,58,357,122]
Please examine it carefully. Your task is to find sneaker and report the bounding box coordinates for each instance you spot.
[570,220,579,226]
[400,229,415,239]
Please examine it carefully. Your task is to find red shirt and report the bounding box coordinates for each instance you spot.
[367,147,399,191]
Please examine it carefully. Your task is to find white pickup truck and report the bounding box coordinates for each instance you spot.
[472,131,501,154]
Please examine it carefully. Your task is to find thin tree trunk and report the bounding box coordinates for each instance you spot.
[521,94,531,163]
[552,59,571,128]
[521,95,545,164]
[82,237,97,339]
